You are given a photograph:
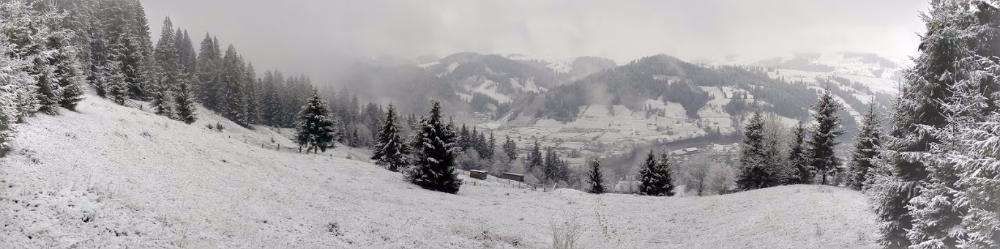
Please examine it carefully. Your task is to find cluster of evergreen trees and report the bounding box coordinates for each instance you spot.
[371,101,463,194]
[736,89,881,191]
[0,1,87,155]
[867,1,1000,247]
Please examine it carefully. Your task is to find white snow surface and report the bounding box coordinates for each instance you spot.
[0,95,880,248]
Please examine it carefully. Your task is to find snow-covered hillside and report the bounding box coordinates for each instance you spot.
[1,95,879,248]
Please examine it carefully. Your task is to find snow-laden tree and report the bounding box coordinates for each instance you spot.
[807,90,844,185]
[638,151,675,196]
[848,104,881,190]
[869,1,999,247]
[737,111,773,190]
[173,79,196,124]
[405,101,462,194]
[0,41,33,155]
[371,105,408,172]
[295,92,336,153]
[788,123,812,184]
[587,159,605,194]
[503,135,517,160]
[48,31,85,111]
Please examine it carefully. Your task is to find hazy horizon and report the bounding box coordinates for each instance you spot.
[142,0,930,84]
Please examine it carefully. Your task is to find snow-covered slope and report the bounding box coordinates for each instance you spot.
[0,95,879,248]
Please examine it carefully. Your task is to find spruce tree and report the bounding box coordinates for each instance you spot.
[788,123,812,184]
[528,140,543,170]
[48,34,84,111]
[848,104,881,190]
[587,159,605,194]
[173,79,196,124]
[295,92,336,153]
[503,135,517,160]
[738,111,769,190]
[371,105,408,172]
[405,101,462,194]
[866,2,984,247]
[807,90,843,185]
[638,151,674,196]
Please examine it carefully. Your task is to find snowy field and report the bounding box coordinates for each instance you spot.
[0,95,879,248]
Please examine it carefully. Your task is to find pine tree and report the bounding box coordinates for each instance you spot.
[587,159,605,194]
[371,105,408,172]
[295,92,336,153]
[788,123,812,184]
[807,90,843,185]
[848,104,881,190]
[738,111,769,190]
[173,78,196,124]
[638,151,674,196]
[486,132,496,160]
[153,17,179,90]
[405,101,462,194]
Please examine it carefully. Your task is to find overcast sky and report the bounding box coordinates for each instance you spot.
[142,0,930,84]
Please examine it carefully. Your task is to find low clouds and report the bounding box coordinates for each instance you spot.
[142,0,928,83]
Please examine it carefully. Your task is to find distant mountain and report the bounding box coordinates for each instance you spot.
[711,52,905,94]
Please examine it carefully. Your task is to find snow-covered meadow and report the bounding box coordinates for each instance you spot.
[0,96,879,248]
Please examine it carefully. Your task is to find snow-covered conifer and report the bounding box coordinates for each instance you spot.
[848,104,881,190]
[295,92,336,153]
[405,101,462,194]
[371,105,408,172]
[587,159,605,194]
[807,90,843,185]
[638,151,674,196]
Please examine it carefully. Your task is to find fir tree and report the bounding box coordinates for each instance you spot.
[371,105,408,172]
[848,104,881,190]
[405,101,462,194]
[788,123,812,184]
[587,159,605,194]
[638,151,674,196]
[295,92,336,153]
[807,90,843,185]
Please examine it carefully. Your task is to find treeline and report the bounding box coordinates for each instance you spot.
[1,0,89,155]
[734,89,880,191]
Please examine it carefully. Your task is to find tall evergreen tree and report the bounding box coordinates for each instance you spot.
[503,135,517,160]
[638,151,674,196]
[788,123,812,184]
[528,140,543,170]
[295,92,336,153]
[48,33,84,111]
[587,159,605,194]
[173,78,196,124]
[848,104,881,190]
[738,111,772,190]
[371,105,408,172]
[196,34,221,109]
[807,90,844,185]
[867,1,976,246]
[405,101,462,194]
